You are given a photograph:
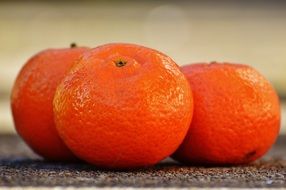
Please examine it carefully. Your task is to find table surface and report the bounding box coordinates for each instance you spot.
[0,135,285,188]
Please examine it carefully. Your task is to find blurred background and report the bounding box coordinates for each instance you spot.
[0,0,285,134]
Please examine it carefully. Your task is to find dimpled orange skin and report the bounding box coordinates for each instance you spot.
[53,43,193,169]
[172,62,281,165]
[11,46,88,161]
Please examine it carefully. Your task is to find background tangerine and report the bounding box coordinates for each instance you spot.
[173,62,281,165]
[11,46,88,160]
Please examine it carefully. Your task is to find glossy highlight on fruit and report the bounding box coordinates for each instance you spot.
[53,43,193,169]
[173,62,281,165]
[11,45,89,161]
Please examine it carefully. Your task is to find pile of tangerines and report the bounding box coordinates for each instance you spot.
[11,43,280,169]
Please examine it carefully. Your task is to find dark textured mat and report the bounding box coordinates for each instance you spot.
[0,134,285,188]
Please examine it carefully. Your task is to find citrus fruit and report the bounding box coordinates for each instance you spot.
[11,44,88,160]
[53,43,193,169]
[173,62,281,165]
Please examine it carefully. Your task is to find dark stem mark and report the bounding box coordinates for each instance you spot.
[70,43,77,48]
[114,59,127,67]
[245,150,256,159]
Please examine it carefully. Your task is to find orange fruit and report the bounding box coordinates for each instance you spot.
[53,43,193,169]
[173,62,281,165]
[11,44,89,161]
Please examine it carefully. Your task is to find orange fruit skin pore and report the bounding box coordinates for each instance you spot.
[11,47,88,161]
[53,43,193,169]
[173,62,281,165]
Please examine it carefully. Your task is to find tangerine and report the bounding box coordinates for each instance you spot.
[53,43,193,169]
[173,62,281,165]
[11,45,88,160]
